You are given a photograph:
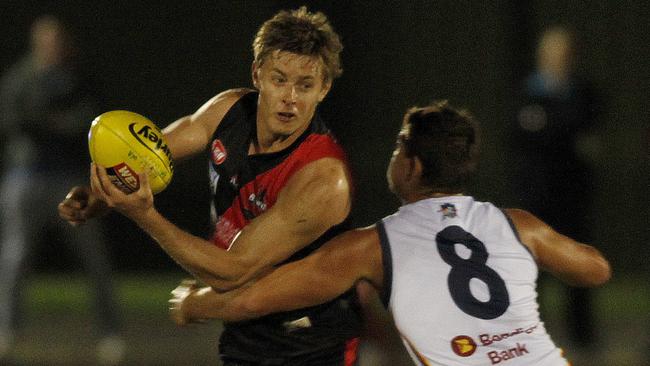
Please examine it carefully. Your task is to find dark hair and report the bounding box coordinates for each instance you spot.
[402,100,479,193]
[253,6,343,82]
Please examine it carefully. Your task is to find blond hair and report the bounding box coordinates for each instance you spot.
[253,7,343,81]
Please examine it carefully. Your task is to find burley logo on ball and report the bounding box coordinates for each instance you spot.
[128,122,175,171]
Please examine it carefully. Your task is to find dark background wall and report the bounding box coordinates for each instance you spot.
[1,1,648,274]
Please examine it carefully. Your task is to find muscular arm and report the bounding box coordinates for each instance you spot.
[162,88,251,161]
[177,227,384,322]
[504,208,611,287]
[118,156,352,291]
[93,124,352,292]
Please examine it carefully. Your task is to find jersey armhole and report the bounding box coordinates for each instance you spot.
[376,220,393,309]
[212,90,257,138]
[499,208,537,263]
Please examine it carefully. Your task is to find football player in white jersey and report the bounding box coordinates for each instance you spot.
[169,101,611,366]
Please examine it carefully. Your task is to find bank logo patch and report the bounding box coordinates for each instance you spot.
[451,335,477,357]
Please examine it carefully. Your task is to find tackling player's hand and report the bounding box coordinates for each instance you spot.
[90,163,154,221]
[169,279,205,326]
[58,185,110,226]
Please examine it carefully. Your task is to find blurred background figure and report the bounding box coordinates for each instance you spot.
[509,26,601,348]
[0,15,124,364]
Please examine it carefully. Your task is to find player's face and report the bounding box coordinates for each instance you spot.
[253,51,331,138]
[387,131,410,199]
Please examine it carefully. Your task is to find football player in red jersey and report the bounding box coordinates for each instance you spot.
[60,7,362,366]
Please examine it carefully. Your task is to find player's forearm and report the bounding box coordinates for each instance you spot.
[184,286,263,323]
[235,256,356,318]
[545,244,611,287]
[131,208,248,288]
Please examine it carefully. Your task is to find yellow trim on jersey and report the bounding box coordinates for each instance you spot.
[402,334,432,366]
[560,348,572,366]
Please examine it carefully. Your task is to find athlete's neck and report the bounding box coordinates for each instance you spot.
[251,120,310,154]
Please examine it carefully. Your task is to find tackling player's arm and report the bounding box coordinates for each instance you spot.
[504,208,611,287]
[91,146,352,291]
[172,226,384,323]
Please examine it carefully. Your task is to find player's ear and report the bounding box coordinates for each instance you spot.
[251,61,260,89]
[317,79,332,102]
[409,156,424,183]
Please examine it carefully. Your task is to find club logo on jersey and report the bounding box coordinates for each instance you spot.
[229,175,239,187]
[242,190,268,220]
[211,139,227,165]
[439,203,457,219]
[451,335,477,357]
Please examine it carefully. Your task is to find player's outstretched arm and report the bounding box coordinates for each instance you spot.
[170,227,383,323]
[504,208,611,287]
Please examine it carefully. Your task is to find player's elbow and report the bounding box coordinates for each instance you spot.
[204,256,260,292]
[580,246,612,287]
[204,279,239,293]
[563,256,612,288]
[204,274,247,293]
[584,257,612,287]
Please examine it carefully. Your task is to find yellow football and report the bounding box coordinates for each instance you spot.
[88,110,174,194]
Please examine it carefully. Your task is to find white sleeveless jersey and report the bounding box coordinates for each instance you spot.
[378,196,568,366]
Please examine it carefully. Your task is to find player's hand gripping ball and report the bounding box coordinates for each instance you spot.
[88,110,174,194]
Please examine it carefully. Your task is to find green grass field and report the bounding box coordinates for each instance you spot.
[3,271,649,365]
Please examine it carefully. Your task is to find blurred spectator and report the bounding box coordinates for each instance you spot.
[0,15,124,364]
[510,26,602,348]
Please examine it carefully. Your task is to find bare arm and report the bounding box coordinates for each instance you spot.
[172,227,384,322]
[91,151,352,291]
[224,156,352,287]
[504,208,611,287]
[58,88,248,224]
[162,88,251,161]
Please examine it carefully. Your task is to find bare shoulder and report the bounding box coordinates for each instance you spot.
[278,157,351,208]
[503,208,551,233]
[504,208,539,225]
[192,88,254,125]
[502,208,551,258]
[275,157,352,230]
[289,157,350,195]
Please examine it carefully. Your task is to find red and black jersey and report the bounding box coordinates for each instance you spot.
[207,91,361,365]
